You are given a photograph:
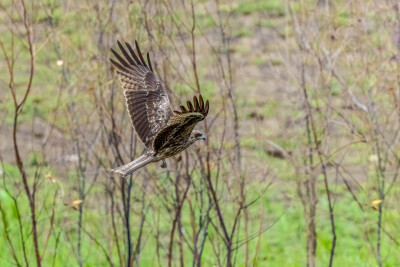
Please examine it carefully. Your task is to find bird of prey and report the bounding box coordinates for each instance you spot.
[109,40,209,177]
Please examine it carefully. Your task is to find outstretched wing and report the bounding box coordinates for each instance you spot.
[153,95,209,152]
[110,41,173,148]
[153,113,204,152]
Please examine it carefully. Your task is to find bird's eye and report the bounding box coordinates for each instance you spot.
[195,133,202,137]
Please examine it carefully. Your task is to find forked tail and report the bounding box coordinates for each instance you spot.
[111,154,154,177]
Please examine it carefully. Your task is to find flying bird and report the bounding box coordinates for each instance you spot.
[109,40,209,177]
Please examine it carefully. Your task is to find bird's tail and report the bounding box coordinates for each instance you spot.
[111,154,154,177]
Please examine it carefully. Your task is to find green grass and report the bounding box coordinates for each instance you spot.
[2,174,399,266]
[233,25,253,38]
[235,0,285,17]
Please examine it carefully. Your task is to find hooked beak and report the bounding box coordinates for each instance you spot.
[201,135,206,141]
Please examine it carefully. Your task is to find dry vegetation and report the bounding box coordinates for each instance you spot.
[1,0,400,266]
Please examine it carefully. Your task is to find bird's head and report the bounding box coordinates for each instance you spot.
[191,130,206,142]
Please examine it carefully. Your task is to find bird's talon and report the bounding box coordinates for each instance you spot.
[161,160,167,168]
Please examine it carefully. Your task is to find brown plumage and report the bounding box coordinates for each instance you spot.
[109,40,209,177]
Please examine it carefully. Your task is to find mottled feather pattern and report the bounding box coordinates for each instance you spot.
[125,89,171,147]
[153,113,203,152]
[151,95,209,153]
[109,40,209,176]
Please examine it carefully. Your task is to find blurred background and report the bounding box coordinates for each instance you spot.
[1,0,400,266]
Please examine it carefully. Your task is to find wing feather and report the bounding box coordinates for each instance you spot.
[110,41,173,148]
[153,95,210,152]
[153,113,204,152]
